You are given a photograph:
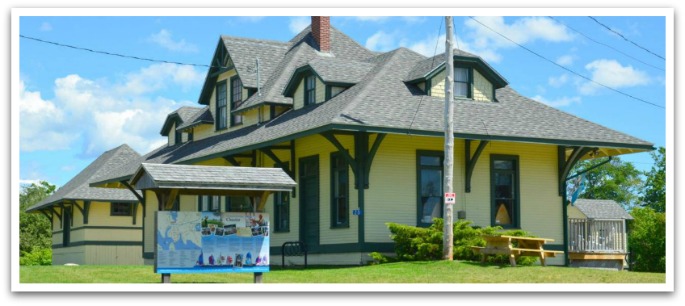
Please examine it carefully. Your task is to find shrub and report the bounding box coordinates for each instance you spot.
[628,207,665,272]
[20,248,52,266]
[386,218,537,265]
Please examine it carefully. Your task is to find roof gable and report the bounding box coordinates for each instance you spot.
[160,106,204,136]
[27,144,142,212]
[405,49,508,89]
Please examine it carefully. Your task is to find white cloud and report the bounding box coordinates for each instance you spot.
[579,59,650,95]
[39,22,52,31]
[289,17,309,34]
[365,31,399,52]
[148,29,198,53]
[19,81,76,152]
[556,55,575,66]
[355,16,390,22]
[19,63,203,157]
[461,16,573,62]
[548,74,569,87]
[532,95,582,107]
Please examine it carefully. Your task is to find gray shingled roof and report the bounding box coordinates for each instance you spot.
[234,25,376,112]
[574,199,633,220]
[160,106,205,136]
[307,57,375,84]
[176,106,213,131]
[90,23,654,185]
[130,163,296,191]
[27,144,142,212]
[221,35,290,89]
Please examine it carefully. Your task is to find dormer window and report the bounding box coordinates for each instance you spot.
[230,76,243,126]
[305,75,316,106]
[216,80,228,130]
[454,67,470,98]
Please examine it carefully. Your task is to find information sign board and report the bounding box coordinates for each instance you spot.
[155,211,270,274]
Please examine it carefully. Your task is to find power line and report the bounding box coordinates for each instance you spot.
[408,17,444,132]
[587,16,665,61]
[20,34,216,68]
[467,17,664,110]
[547,17,664,72]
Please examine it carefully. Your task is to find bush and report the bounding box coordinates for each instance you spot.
[386,218,537,265]
[20,248,52,266]
[628,207,665,272]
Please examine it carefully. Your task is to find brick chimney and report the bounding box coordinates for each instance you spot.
[311,16,330,53]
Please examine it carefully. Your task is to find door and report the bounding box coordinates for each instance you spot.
[299,155,319,250]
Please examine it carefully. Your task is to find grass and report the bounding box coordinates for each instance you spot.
[20,260,665,284]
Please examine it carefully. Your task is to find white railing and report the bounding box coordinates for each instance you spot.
[568,218,627,253]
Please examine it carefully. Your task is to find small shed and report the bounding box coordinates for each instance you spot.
[567,199,633,270]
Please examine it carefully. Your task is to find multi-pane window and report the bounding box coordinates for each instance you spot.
[274,191,290,232]
[198,195,221,212]
[231,77,243,126]
[331,154,349,228]
[454,67,469,98]
[111,202,132,216]
[304,75,316,105]
[417,152,443,226]
[216,80,228,130]
[491,155,519,228]
[274,162,290,232]
[227,196,252,212]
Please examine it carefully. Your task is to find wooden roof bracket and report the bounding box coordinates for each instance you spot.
[465,139,489,193]
[558,146,593,196]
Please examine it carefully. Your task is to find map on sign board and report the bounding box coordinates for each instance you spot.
[155,211,270,274]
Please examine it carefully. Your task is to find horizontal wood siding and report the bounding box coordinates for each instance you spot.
[144,190,158,254]
[472,69,493,102]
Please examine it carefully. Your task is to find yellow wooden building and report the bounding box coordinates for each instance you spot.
[27,144,144,265]
[37,17,653,266]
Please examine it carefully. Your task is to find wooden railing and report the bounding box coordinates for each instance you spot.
[568,218,627,253]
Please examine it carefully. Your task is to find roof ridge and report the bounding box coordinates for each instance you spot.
[335,49,406,118]
[221,34,290,47]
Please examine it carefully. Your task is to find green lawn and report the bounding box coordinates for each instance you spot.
[20,260,665,284]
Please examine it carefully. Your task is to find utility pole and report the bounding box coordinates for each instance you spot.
[443,16,454,260]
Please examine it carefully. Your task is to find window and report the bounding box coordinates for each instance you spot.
[227,196,253,212]
[304,75,316,105]
[230,77,243,126]
[491,155,520,228]
[198,195,221,212]
[274,191,290,232]
[417,151,443,226]
[331,153,349,228]
[111,202,133,216]
[274,162,290,232]
[187,130,193,142]
[216,80,228,130]
[174,128,182,144]
[454,67,470,98]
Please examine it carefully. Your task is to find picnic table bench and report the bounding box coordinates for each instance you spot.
[471,235,564,267]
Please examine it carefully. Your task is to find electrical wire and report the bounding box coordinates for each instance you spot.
[468,17,664,110]
[588,16,665,61]
[20,34,218,68]
[547,17,664,72]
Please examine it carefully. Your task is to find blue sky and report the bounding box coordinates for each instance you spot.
[16,10,668,188]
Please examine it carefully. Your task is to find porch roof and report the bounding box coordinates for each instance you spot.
[574,199,634,220]
[129,163,296,192]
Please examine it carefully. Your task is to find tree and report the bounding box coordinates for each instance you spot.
[19,181,55,255]
[628,206,666,272]
[641,147,665,213]
[572,157,643,209]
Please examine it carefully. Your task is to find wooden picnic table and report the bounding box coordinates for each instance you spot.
[471,235,563,267]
